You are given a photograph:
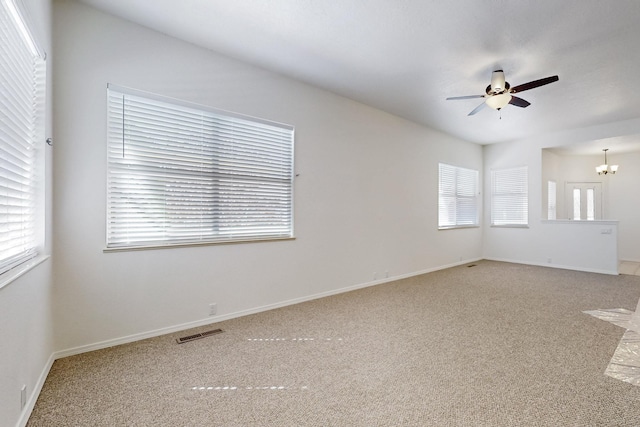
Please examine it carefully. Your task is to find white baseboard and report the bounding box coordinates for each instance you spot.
[16,353,55,427]
[484,257,619,276]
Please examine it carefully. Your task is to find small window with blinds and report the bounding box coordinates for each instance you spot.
[491,166,528,227]
[106,85,294,249]
[0,0,46,276]
[438,163,479,229]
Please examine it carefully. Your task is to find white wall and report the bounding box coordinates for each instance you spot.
[484,120,640,273]
[605,150,640,262]
[541,149,640,262]
[0,263,54,427]
[52,0,483,354]
[0,0,54,426]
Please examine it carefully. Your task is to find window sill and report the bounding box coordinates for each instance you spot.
[541,219,618,225]
[438,225,480,230]
[490,224,530,229]
[104,236,296,253]
[0,254,50,291]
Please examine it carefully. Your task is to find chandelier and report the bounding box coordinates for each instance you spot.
[596,149,618,175]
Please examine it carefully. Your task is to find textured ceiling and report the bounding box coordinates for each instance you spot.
[77,0,640,150]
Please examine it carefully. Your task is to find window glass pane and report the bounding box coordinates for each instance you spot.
[547,181,556,220]
[586,188,595,221]
[573,188,581,220]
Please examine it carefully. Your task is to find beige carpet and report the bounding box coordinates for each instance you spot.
[28,261,640,426]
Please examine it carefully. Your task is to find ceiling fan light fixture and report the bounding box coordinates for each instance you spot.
[486,93,512,110]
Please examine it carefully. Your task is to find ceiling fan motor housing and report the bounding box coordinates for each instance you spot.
[488,70,509,94]
[486,82,510,95]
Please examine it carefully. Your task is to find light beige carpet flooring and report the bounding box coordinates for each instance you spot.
[28,261,640,426]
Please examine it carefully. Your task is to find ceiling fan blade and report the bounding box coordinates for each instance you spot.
[468,101,487,116]
[446,95,484,100]
[510,75,559,94]
[509,96,531,108]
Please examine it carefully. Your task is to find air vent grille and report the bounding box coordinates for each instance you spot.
[176,328,223,344]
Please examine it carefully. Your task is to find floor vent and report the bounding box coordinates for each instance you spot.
[467,264,477,268]
[176,328,223,344]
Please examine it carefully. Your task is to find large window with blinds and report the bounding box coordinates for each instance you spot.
[491,166,528,226]
[106,85,294,249]
[438,163,479,229]
[0,0,46,276]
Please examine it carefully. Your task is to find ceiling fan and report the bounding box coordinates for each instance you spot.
[446,70,559,116]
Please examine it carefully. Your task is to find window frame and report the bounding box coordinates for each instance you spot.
[438,163,479,230]
[105,85,295,251]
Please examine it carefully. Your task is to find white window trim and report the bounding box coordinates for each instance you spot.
[0,255,49,290]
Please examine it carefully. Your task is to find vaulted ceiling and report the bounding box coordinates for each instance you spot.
[77,0,640,151]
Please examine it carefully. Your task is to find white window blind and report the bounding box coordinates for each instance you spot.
[491,166,528,226]
[438,163,479,228]
[106,85,294,249]
[0,0,46,275]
